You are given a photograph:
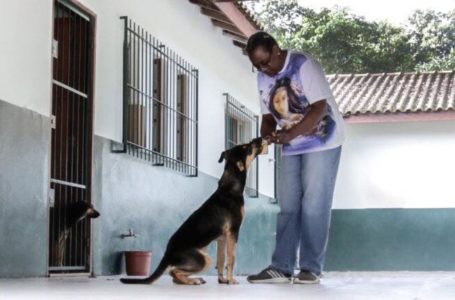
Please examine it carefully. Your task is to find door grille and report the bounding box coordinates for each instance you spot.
[49,0,93,273]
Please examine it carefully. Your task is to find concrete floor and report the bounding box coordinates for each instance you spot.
[1,272,455,300]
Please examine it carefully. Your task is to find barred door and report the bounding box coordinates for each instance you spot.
[49,0,94,274]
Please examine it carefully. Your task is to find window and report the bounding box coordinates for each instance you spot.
[115,17,198,176]
[224,93,259,197]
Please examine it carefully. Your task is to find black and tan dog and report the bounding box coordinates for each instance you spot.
[51,201,100,266]
[120,137,267,285]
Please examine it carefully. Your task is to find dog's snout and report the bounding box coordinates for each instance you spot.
[88,207,100,218]
[254,137,268,155]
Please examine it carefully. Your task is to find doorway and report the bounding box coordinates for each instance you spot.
[49,0,95,274]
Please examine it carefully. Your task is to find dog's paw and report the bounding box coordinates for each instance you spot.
[227,278,239,285]
[190,277,206,285]
[197,277,206,285]
[218,276,229,284]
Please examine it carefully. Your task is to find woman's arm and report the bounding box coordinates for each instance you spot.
[273,100,327,144]
[261,114,277,143]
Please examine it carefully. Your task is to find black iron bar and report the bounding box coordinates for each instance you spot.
[146,31,150,162]
[70,9,77,266]
[133,21,138,157]
[164,43,169,169]
[63,7,71,265]
[171,50,175,170]
[50,5,60,266]
[142,29,146,159]
[194,69,199,177]
[74,13,81,267]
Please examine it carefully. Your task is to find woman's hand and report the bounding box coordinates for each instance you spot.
[269,100,327,145]
[270,130,295,144]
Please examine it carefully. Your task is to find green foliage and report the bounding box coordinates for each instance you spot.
[252,0,454,73]
[416,49,455,71]
[407,9,455,70]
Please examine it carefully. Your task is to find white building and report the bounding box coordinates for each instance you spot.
[1,0,454,278]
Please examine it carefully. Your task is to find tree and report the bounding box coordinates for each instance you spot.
[249,0,453,73]
[416,49,455,71]
[407,9,455,71]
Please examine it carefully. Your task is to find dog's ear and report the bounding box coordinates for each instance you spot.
[218,151,226,163]
[218,150,231,163]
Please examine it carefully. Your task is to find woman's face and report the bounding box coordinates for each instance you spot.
[249,45,283,77]
[272,87,289,117]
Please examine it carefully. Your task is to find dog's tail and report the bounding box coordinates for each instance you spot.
[120,256,169,284]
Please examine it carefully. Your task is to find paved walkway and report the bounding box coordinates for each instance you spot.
[1,272,455,300]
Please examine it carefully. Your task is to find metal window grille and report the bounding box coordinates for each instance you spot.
[114,17,198,176]
[224,93,259,197]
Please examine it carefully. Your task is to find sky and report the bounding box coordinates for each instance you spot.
[297,0,454,25]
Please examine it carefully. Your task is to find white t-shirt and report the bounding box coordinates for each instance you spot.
[258,50,345,155]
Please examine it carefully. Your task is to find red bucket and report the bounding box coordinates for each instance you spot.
[124,251,152,276]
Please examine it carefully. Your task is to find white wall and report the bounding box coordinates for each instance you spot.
[258,145,276,198]
[0,0,53,116]
[334,120,455,209]
[0,0,275,197]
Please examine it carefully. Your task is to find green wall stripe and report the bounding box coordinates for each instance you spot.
[325,208,455,271]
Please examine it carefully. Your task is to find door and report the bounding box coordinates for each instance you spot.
[49,0,94,274]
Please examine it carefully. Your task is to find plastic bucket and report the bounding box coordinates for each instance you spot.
[124,251,152,276]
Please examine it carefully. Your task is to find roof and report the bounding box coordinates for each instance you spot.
[328,71,455,117]
[189,3,455,120]
[189,0,262,54]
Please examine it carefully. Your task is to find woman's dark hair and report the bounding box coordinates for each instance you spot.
[246,31,278,56]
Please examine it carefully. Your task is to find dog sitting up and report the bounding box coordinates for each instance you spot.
[120,137,267,285]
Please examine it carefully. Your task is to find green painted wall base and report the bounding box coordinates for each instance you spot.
[0,100,50,278]
[325,209,455,271]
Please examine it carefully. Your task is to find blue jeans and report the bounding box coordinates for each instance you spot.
[271,146,342,275]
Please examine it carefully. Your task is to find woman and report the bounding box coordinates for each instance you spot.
[246,32,345,284]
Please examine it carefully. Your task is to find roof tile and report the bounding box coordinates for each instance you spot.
[328,71,455,116]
